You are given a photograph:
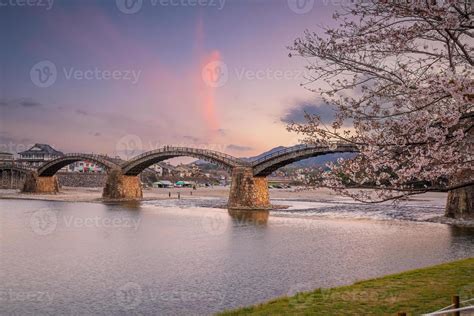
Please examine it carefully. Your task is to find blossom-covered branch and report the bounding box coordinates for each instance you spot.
[288,0,473,202]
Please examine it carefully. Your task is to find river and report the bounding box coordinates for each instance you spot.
[1,199,473,315]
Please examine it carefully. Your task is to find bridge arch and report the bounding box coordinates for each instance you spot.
[251,144,358,177]
[122,146,247,176]
[37,154,121,176]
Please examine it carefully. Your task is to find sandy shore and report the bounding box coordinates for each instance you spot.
[0,186,448,205]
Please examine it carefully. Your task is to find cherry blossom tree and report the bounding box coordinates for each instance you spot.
[288,0,473,218]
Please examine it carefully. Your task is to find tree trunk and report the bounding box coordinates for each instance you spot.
[445,185,474,220]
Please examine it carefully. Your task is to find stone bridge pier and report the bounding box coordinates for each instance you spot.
[102,169,143,200]
[228,167,271,210]
[22,172,60,194]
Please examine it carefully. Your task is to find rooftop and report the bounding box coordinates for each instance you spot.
[18,143,64,156]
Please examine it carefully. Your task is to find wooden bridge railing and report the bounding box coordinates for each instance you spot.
[251,142,358,166]
[126,146,248,167]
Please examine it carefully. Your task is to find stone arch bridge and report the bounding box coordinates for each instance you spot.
[22,144,358,209]
[0,162,32,189]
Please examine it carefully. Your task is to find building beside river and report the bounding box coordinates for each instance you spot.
[66,161,106,173]
[18,143,64,168]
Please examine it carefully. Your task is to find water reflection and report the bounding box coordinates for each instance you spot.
[228,209,269,226]
[1,199,473,316]
[105,200,142,210]
[450,225,474,237]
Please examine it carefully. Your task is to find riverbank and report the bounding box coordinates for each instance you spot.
[219,258,474,315]
[0,186,447,204]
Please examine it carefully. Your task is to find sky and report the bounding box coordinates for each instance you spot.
[0,0,341,159]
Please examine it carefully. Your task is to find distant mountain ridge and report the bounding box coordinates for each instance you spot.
[192,145,356,168]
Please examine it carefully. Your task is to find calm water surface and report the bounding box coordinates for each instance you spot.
[1,199,473,315]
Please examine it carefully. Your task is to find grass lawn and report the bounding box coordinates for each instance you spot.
[219,258,474,316]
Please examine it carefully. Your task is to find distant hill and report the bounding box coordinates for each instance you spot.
[191,145,356,168]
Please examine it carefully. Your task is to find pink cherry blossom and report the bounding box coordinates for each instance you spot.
[288,0,473,203]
